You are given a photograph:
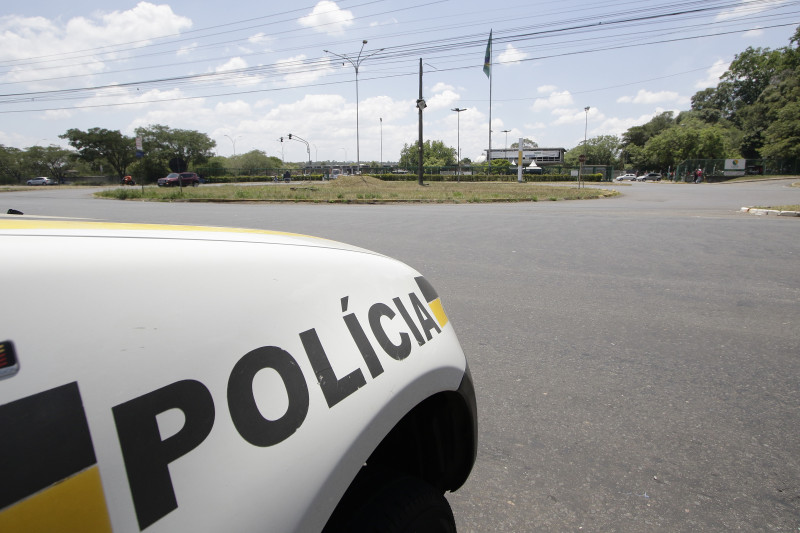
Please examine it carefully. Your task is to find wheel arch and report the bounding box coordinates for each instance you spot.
[322,368,477,532]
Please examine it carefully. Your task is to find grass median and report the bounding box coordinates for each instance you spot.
[95,175,618,204]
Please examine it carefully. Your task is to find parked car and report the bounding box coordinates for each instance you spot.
[637,172,662,181]
[0,217,477,533]
[615,173,637,181]
[157,172,201,187]
[26,177,53,186]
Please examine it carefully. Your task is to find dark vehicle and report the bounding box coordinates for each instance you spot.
[158,172,201,187]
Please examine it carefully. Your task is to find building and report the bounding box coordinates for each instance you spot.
[483,147,566,167]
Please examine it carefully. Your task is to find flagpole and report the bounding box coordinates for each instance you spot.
[484,30,493,176]
[488,61,492,176]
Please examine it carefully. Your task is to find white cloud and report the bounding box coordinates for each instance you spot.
[617,89,682,105]
[276,54,332,86]
[298,1,354,35]
[715,0,789,21]
[743,27,764,38]
[248,33,272,45]
[177,43,198,57]
[695,59,729,89]
[537,85,557,94]
[498,44,528,65]
[216,57,247,73]
[215,100,251,117]
[431,82,455,93]
[532,90,574,112]
[427,90,460,111]
[0,3,192,85]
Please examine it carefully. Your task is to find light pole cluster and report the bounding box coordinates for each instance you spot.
[324,41,384,174]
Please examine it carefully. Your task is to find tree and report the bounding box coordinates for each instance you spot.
[509,138,538,149]
[60,128,137,179]
[134,124,216,181]
[621,112,675,149]
[719,46,787,121]
[398,140,456,169]
[0,145,26,184]
[25,146,74,182]
[565,135,620,167]
[232,150,282,174]
[759,66,800,162]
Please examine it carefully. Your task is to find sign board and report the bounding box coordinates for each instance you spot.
[724,158,746,177]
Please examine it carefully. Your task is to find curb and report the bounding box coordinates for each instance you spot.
[740,207,800,217]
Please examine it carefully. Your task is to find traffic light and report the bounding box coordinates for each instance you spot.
[288,134,292,140]
[280,137,283,142]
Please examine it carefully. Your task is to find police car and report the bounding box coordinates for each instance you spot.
[0,218,477,532]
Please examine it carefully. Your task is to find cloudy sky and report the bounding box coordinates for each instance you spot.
[1,0,798,163]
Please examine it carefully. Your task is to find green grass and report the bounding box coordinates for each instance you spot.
[95,175,618,204]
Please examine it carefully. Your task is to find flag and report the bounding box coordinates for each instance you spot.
[483,30,492,78]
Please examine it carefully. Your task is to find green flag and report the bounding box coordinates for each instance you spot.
[483,30,492,78]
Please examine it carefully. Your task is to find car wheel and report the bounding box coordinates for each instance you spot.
[325,471,456,533]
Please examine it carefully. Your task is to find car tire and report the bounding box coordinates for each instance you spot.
[325,471,456,533]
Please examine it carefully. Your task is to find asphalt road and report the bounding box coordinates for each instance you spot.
[3,179,799,532]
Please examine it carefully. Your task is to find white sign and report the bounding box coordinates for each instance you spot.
[725,159,746,170]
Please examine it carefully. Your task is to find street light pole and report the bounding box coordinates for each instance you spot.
[324,41,384,175]
[580,106,590,189]
[224,134,241,156]
[452,108,466,182]
[501,129,510,163]
[379,117,383,172]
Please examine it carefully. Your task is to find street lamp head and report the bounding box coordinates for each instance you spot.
[362,40,368,44]
[585,106,590,112]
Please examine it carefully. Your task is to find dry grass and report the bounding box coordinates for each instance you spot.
[96,175,618,203]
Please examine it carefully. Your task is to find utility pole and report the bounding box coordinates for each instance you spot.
[416,58,426,186]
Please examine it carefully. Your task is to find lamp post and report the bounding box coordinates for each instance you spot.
[224,134,241,156]
[379,117,383,171]
[501,129,511,163]
[325,41,384,175]
[580,106,590,188]
[276,137,285,163]
[452,108,467,181]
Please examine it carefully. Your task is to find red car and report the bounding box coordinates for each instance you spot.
[157,172,200,187]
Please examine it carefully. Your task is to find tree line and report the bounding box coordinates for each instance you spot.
[564,26,800,172]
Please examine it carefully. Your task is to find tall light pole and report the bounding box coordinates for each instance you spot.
[324,41,384,175]
[276,137,285,163]
[501,129,511,162]
[452,108,466,181]
[224,134,241,156]
[584,107,590,145]
[379,117,383,171]
[580,106,590,189]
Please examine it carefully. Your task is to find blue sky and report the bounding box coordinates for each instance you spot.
[1,0,798,163]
